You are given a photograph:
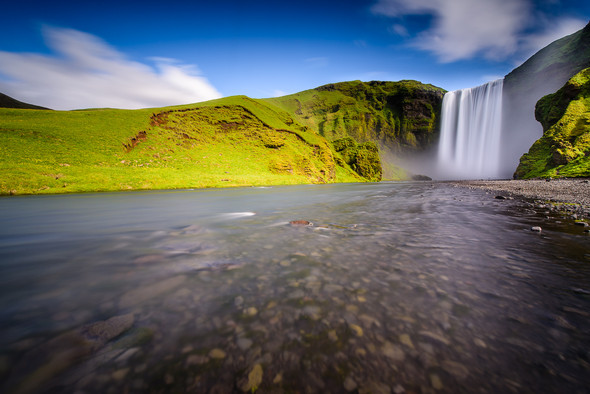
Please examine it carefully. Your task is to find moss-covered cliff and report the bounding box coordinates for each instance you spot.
[268,80,445,150]
[514,68,590,178]
[266,80,445,179]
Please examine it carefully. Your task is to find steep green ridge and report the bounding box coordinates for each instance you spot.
[0,92,49,110]
[266,80,445,179]
[0,96,364,195]
[505,21,590,92]
[502,21,590,176]
[514,68,590,178]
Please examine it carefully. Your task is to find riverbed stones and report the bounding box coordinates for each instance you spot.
[237,337,253,351]
[244,307,258,317]
[209,348,227,359]
[186,354,209,365]
[5,313,135,394]
[430,373,444,390]
[442,360,469,380]
[399,334,415,349]
[419,331,450,346]
[349,324,363,337]
[239,364,263,392]
[381,341,405,361]
[343,376,357,391]
[531,226,542,232]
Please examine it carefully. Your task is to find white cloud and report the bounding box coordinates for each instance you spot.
[372,0,586,63]
[0,27,222,110]
[372,0,530,62]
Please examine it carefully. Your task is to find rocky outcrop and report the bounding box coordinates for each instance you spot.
[514,67,590,178]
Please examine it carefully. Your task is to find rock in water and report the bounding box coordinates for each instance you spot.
[531,226,542,232]
[80,314,135,343]
[289,220,313,227]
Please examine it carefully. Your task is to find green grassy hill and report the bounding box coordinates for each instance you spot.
[1,79,445,196]
[514,67,590,178]
[0,96,368,195]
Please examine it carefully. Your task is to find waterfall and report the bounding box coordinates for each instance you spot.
[437,79,504,179]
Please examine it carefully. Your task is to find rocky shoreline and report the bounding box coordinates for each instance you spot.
[450,178,590,209]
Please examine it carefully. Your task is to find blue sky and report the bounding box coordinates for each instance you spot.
[0,0,589,109]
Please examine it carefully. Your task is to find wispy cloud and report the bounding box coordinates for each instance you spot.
[389,24,409,37]
[305,57,329,68]
[372,0,586,63]
[0,27,222,110]
[272,89,288,97]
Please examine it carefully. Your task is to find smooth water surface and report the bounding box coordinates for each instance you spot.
[1,182,589,393]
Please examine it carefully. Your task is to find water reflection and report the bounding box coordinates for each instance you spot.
[0,182,589,393]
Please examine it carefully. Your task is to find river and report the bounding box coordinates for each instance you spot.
[0,182,589,393]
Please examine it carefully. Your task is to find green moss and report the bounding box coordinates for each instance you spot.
[515,67,590,179]
[332,138,382,181]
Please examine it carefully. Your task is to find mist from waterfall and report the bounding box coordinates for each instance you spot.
[437,79,504,179]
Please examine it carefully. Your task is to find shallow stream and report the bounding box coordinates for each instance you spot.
[0,182,589,393]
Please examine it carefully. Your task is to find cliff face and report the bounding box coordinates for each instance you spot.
[502,21,590,177]
[267,80,445,153]
[514,68,590,178]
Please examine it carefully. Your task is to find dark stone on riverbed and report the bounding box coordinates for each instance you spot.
[412,174,432,181]
[495,195,507,200]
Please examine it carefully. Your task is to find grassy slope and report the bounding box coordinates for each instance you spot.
[514,68,590,178]
[266,80,445,180]
[0,96,362,195]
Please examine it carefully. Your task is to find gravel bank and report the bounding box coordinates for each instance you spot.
[450,178,590,208]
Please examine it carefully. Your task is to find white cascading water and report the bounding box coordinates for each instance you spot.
[437,79,504,179]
